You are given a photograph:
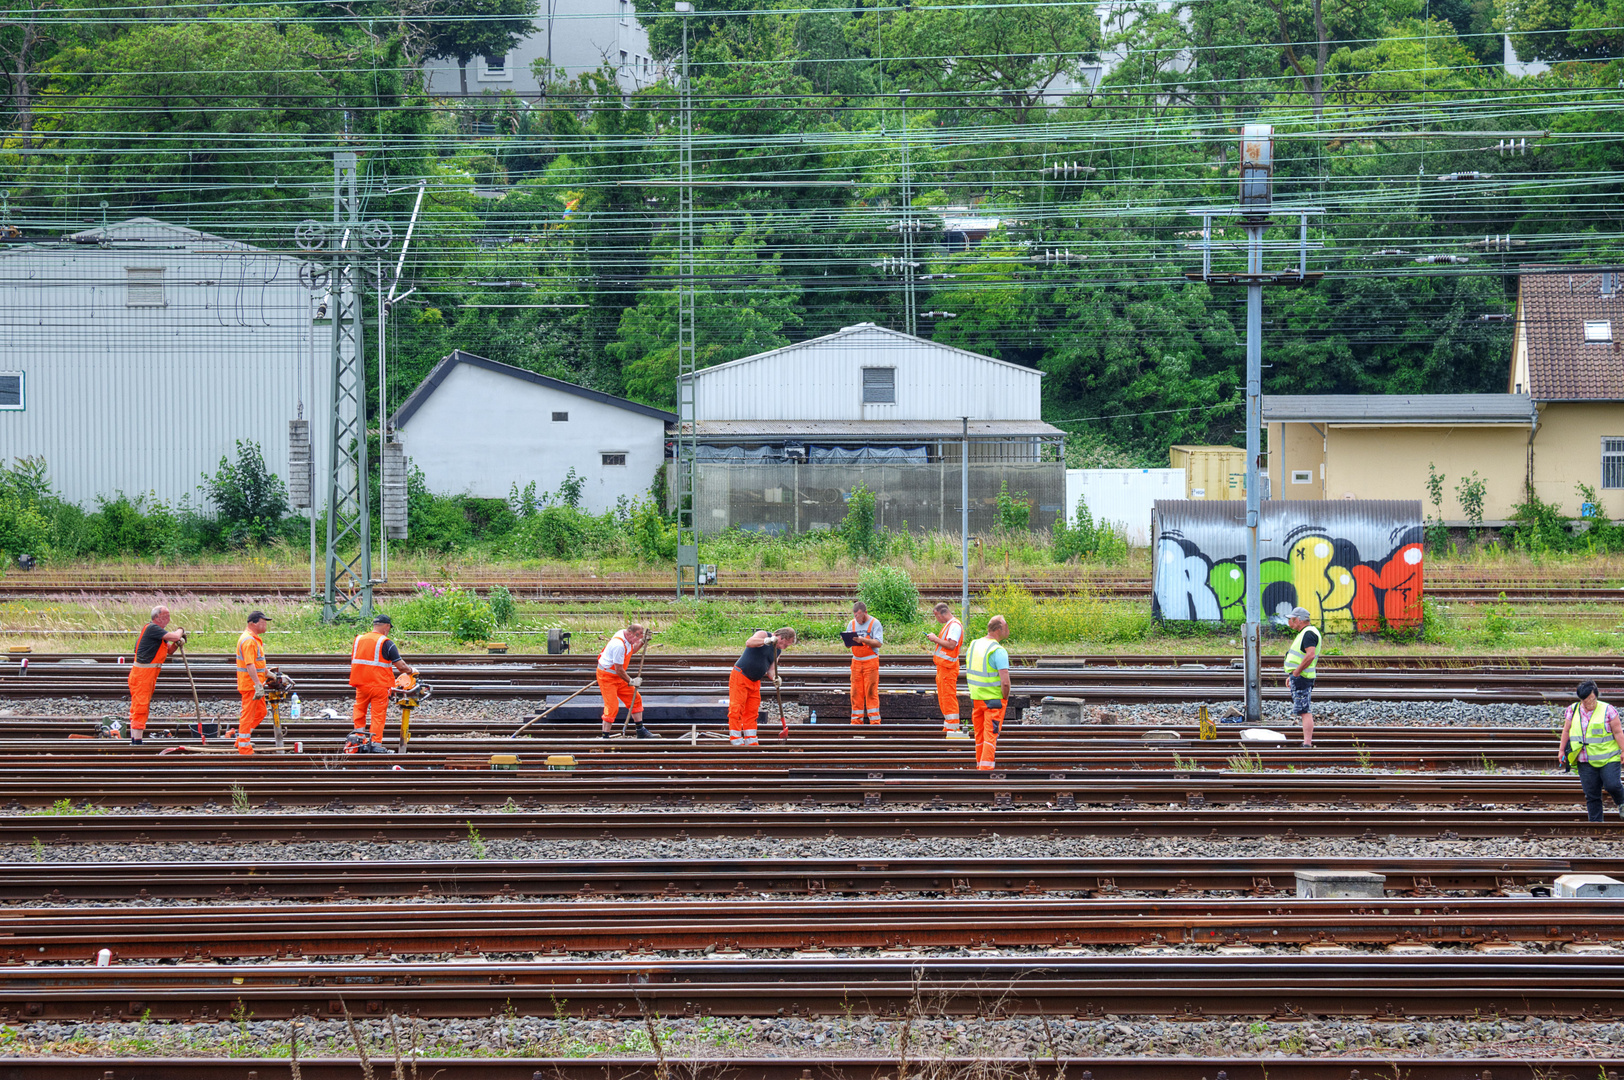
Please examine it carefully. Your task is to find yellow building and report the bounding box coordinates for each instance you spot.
[1265,266,1624,524]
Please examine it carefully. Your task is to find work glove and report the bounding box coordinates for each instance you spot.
[177,628,188,642]
[252,682,266,700]
[630,676,642,688]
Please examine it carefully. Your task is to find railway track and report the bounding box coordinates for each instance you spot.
[2,954,1621,1021]
[3,807,1614,843]
[1,856,1599,902]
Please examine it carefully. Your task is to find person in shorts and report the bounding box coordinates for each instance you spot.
[1282,606,1319,747]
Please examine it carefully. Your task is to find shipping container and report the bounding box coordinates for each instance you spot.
[1150,499,1424,631]
[1169,445,1246,500]
[1065,468,1185,546]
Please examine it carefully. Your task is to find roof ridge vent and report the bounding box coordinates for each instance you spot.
[839,322,878,332]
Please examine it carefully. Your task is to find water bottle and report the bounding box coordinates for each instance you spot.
[809,708,817,725]
[290,693,302,721]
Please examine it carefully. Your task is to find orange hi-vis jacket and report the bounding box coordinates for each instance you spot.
[350,631,396,692]
[846,617,882,663]
[933,617,963,662]
[235,631,267,693]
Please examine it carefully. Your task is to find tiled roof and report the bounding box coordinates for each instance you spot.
[1520,265,1624,400]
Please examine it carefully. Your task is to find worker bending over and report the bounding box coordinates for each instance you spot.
[966,615,1012,770]
[234,610,271,755]
[349,614,416,752]
[925,602,963,736]
[846,601,884,725]
[728,627,795,746]
[1560,680,1624,822]
[598,623,654,739]
[127,605,186,745]
[1282,606,1319,748]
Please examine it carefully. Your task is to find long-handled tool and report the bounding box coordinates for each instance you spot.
[176,645,208,743]
[510,681,596,739]
[776,675,787,740]
[619,631,656,738]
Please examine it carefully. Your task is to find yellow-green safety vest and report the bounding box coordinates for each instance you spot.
[1566,700,1622,768]
[966,636,1008,701]
[1283,625,1319,680]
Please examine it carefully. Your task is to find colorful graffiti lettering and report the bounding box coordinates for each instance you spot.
[1154,522,1424,631]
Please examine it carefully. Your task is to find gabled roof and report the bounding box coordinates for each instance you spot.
[391,349,676,428]
[1263,394,1535,425]
[682,323,1044,379]
[67,216,259,251]
[1519,265,1624,400]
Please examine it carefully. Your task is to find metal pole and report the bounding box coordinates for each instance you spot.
[1243,219,1263,723]
[377,257,386,584]
[961,416,969,623]
[901,89,915,338]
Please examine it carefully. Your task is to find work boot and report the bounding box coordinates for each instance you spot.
[635,724,657,739]
[599,731,612,739]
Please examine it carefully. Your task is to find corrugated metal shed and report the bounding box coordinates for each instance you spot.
[1149,499,1424,631]
[1263,394,1535,424]
[684,323,1043,422]
[0,218,326,509]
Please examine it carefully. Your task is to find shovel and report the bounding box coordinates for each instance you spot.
[176,644,210,743]
[619,631,656,738]
[511,681,596,739]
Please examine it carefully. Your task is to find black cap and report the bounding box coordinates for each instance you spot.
[246,610,271,624]
[373,614,392,626]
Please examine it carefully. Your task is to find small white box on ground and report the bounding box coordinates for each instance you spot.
[1554,874,1624,898]
[1295,870,1386,899]
[1242,728,1288,743]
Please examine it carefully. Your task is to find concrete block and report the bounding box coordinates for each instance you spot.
[1554,874,1624,898]
[1295,870,1386,899]
[1037,697,1085,725]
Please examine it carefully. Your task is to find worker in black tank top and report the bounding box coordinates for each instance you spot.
[727,627,797,746]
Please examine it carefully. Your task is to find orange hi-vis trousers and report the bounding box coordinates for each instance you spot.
[127,666,161,737]
[971,699,1005,771]
[934,658,960,733]
[353,686,390,742]
[597,669,642,724]
[727,668,761,746]
[850,658,880,724]
[237,690,267,755]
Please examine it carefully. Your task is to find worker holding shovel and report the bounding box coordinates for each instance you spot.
[597,623,655,739]
[127,605,186,745]
[727,627,795,746]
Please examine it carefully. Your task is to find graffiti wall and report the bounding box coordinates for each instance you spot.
[1151,500,1424,631]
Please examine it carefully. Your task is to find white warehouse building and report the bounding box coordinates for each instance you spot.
[0,217,328,510]
[391,350,675,513]
[682,323,1065,535]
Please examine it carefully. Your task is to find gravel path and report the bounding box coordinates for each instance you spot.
[3,1013,1619,1061]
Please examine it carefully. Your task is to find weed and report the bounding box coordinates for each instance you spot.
[1352,738,1373,772]
[230,784,250,814]
[466,821,488,860]
[501,797,520,813]
[1249,1020,1268,1035]
[26,798,105,817]
[1227,752,1265,773]
[1171,753,1201,772]
[1479,754,1501,775]
[30,837,44,862]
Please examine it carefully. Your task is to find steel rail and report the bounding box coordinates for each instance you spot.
[12,897,1624,963]
[3,856,1601,902]
[2,808,1615,844]
[7,1057,1618,1080]
[0,769,1586,809]
[0,955,1621,1021]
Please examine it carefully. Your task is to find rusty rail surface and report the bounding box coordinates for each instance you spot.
[1,955,1621,1021]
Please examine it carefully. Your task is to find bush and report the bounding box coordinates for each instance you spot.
[1052,495,1129,564]
[995,480,1031,531]
[841,483,879,559]
[487,585,516,626]
[631,499,677,561]
[391,583,495,644]
[1507,484,1573,553]
[201,440,289,546]
[858,564,920,625]
[0,489,52,561]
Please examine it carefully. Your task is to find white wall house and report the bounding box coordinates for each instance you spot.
[422,0,655,97]
[390,350,674,513]
[0,217,327,510]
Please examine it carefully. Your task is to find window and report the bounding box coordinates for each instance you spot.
[1605,438,1624,489]
[862,366,896,404]
[1291,469,1313,484]
[619,49,629,65]
[619,0,630,24]
[478,53,512,81]
[552,411,569,422]
[126,267,165,307]
[602,453,627,467]
[0,372,21,411]
[1585,320,1613,343]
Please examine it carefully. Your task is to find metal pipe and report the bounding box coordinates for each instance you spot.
[1244,221,1263,724]
[961,417,969,623]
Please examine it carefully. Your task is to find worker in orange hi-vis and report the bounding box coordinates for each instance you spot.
[728,627,796,746]
[597,623,654,739]
[845,600,884,725]
[234,610,272,755]
[966,615,1012,770]
[925,602,964,737]
[127,605,186,745]
[349,614,417,753]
